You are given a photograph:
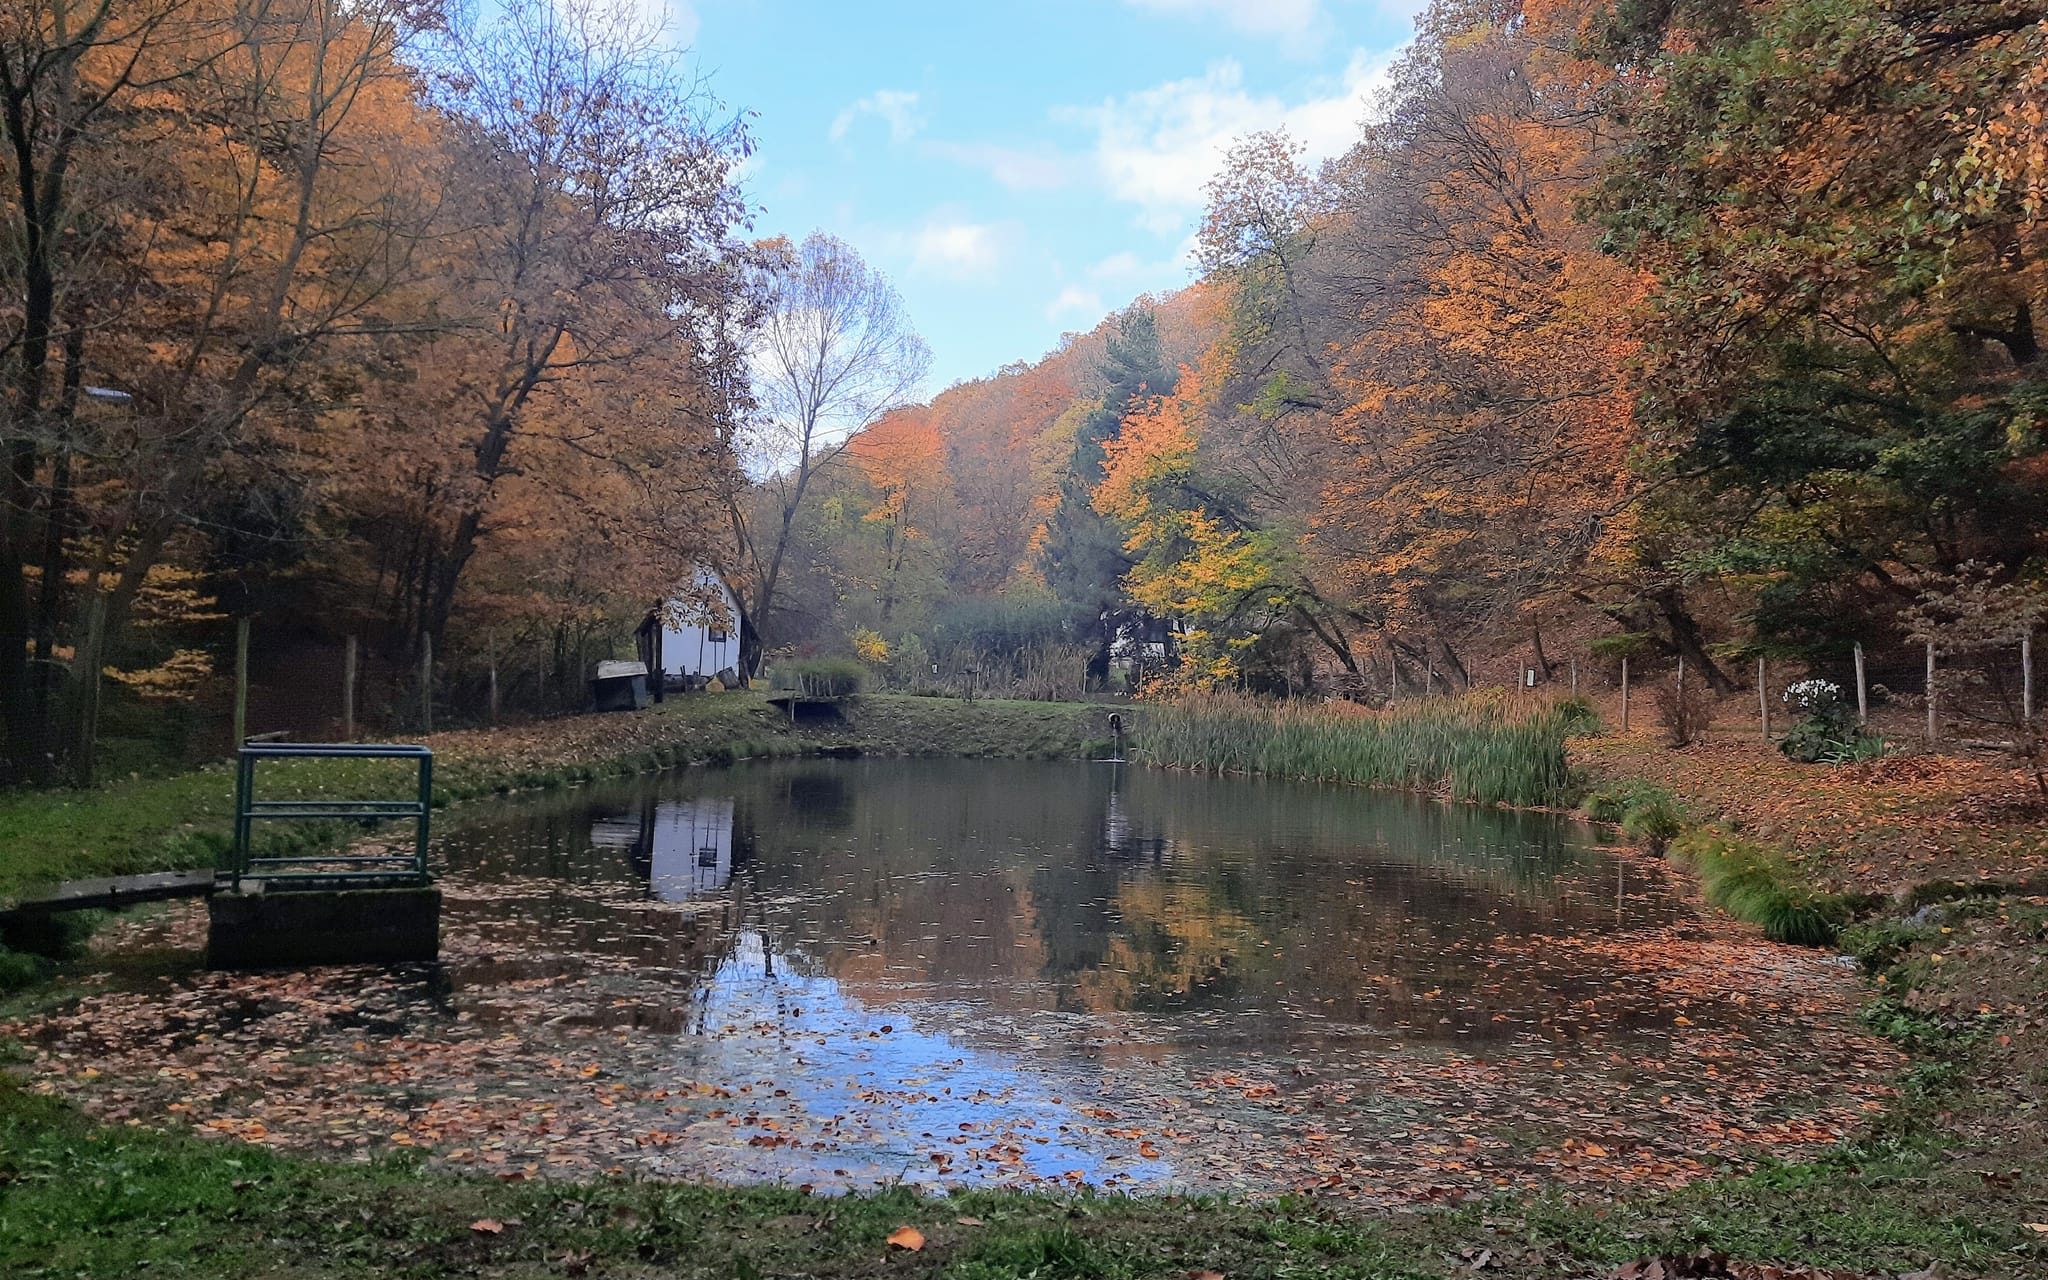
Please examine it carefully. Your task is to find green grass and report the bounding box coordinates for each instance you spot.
[1666,829,1856,946]
[0,1082,1439,1280]
[1134,691,1583,808]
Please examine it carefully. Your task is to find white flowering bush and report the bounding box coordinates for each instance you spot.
[1779,676,1881,763]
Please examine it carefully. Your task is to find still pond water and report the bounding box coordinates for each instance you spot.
[29,758,1895,1200]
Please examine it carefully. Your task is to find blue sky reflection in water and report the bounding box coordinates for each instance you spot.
[413,758,1893,1196]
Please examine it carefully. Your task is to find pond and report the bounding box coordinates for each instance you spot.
[17,758,1897,1201]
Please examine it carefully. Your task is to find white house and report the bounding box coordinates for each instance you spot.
[638,564,747,688]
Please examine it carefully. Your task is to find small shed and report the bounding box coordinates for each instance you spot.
[590,660,651,712]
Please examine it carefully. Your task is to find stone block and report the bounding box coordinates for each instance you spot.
[207,885,440,969]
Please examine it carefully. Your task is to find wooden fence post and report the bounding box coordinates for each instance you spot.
[420,633,433,735]
[488,653,500,727]
[1925,638,1937,744]
[1758,655,1769,741]
[233,616,251,748]
[342,635,357,741]
[1620,656,1630,733]
[1570,657,1578,698]
[2025,633,2034,723]
[1853,641,1868,725]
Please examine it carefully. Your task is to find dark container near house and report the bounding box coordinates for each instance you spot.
[590,660,651,712]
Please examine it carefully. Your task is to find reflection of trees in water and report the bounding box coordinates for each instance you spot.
[439,759,1684,1041]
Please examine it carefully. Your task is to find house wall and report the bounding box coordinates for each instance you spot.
[658,568,742,680]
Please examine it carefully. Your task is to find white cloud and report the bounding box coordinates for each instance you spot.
[910,219,1006,281]
[923,140,1073,192]
[829,89,924,144]
[1124,0,1324,40]
[612,0,699,47]
[1045,284,1108,325]
[1061,49,1397,228]
[1124,0,1431,45]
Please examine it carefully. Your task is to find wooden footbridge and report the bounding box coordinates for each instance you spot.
[3,743,442,967]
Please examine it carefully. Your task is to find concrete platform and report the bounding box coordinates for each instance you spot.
[207,884,440,969]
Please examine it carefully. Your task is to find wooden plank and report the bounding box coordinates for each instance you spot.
[4,869,221,915]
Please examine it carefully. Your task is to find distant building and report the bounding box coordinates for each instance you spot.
[636,565,749,690]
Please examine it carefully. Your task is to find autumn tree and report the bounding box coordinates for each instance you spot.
[729,231,928,671]
[397,0,752,655]
[1040,306,1174,683]
[1600,0,2048,661]
[2,0,439,782]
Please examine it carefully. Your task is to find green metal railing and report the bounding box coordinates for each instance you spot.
[231,743,433,890]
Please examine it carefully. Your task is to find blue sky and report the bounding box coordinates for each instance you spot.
[649,0,1427,391]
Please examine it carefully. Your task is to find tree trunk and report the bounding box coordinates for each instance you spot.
[1654,590,1735,693]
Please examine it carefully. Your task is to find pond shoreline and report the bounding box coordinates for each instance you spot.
[3,698,2044,1277]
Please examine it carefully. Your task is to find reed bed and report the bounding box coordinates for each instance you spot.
[1132,690,1586,808]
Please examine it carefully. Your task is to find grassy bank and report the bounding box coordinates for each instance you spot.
[0,692,1107,912]
[1578,778,1859,946]
[1135,691,1585,808]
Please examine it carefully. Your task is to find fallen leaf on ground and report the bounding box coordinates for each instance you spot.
[886,1226,925,1251]
[470,1219,504,1235]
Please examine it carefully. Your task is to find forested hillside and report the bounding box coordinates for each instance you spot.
[5,0,2044,781]
[786,0,2047,708]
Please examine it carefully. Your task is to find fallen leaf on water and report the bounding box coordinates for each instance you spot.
[886,1226,925,1252]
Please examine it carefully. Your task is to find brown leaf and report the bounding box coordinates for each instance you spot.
[955,1215,986,1227]
[470,1218,504,1235]
[886,1226,925,1252]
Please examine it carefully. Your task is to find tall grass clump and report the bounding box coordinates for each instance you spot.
[1133,690,1579,807]
[1668,830,1854,946]
[767,657,866,698]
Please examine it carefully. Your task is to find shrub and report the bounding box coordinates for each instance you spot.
[1778,678,1886,764]
[1619,792,1685,852]
[1553,696,1601,736]
[768,657,866,698]
[1652,677,1714,747]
